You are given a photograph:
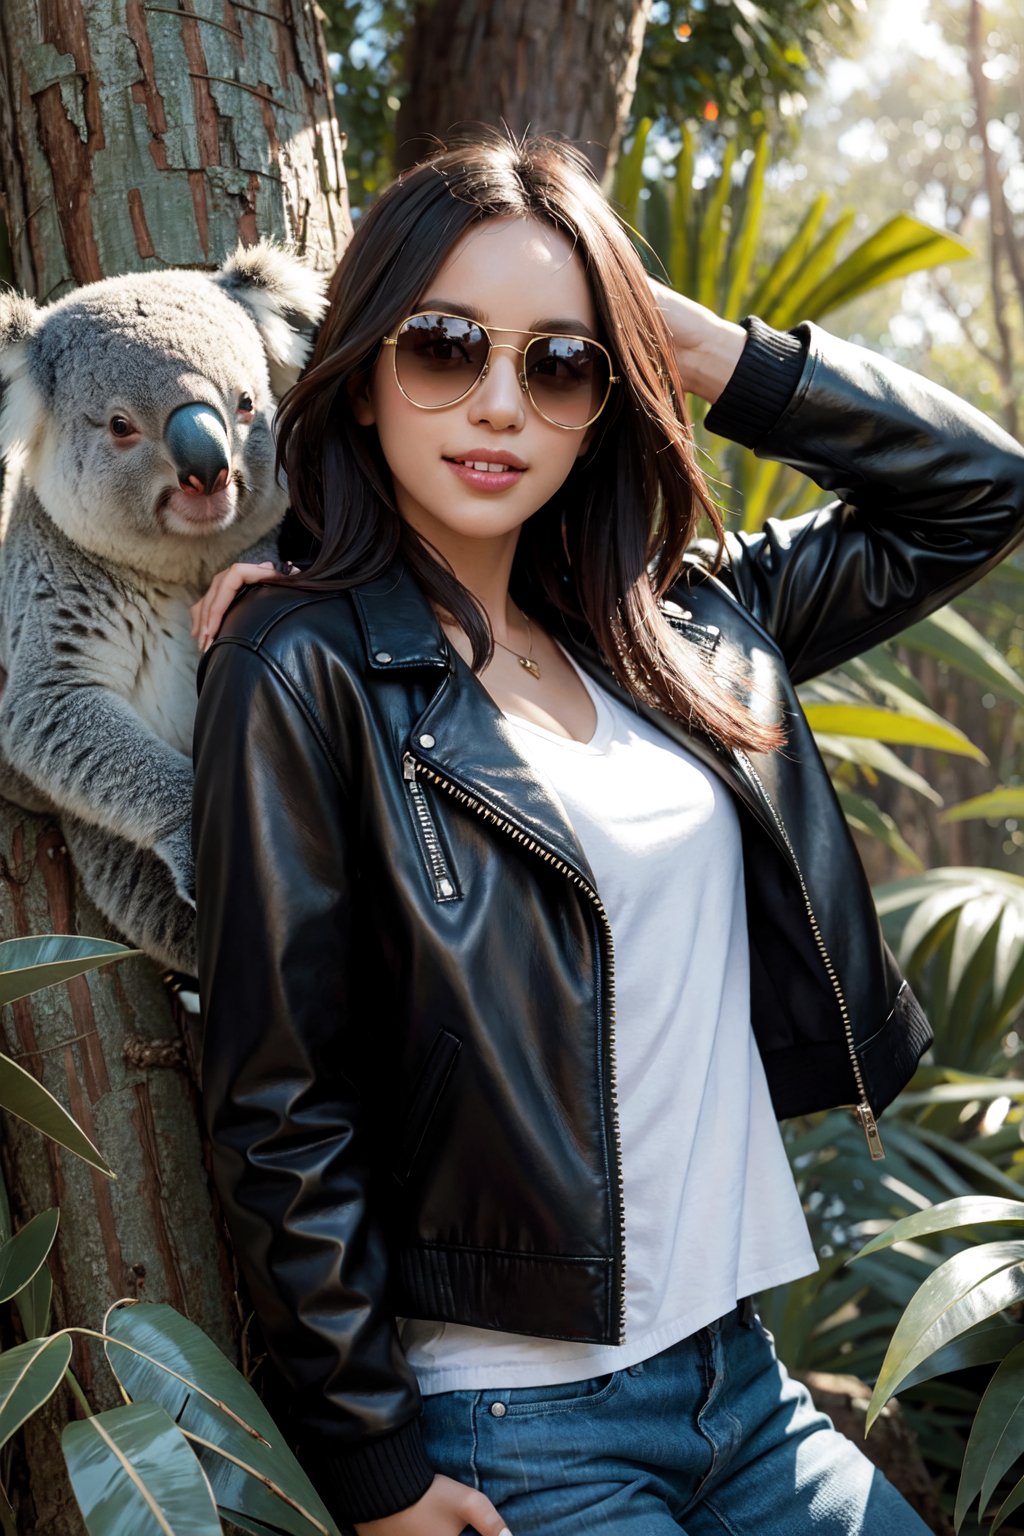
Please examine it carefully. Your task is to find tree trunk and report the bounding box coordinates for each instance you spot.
[395,0,650,183]
[0,0,350,299]
[0,805,239,1531]
[0,3,348,1528]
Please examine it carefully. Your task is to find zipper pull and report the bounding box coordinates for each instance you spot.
[856,1102,885,1161]
[403,752,416,782]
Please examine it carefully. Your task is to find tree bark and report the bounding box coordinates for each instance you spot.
[395,0,650,182]
[0,3,348,1528]
[0,0,350,299]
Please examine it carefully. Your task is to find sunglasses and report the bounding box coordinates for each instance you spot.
[381,311,620,431]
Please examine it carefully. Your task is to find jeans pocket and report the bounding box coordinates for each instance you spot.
[498,1371,622,1417]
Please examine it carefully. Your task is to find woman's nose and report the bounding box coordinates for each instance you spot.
[468,347,527,430]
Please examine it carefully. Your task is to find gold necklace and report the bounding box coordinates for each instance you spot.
[493,607,541,679]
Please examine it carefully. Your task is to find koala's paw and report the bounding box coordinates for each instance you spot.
[154,823,196,908]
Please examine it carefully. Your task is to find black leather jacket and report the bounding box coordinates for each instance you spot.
[192,317,1024,1525]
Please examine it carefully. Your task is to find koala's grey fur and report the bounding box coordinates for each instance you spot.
[0,244,327,974]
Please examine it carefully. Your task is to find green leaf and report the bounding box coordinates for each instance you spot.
[835,787,924,870]
[104,1303,340,1536]
[669,125,694,293]
[803,702,986,760]
[942,789,1024,825]
[0,936,141,1007]
[62,1402,222,1536]
[697,138,736,311]
[856,1196,1024,1259]
[15,1261,53,1342]
[772,208,857,326]
[866,1242,1024,1429]
[614,117,651,229]
[0,1209,58,1304]
[902,605,1024,708]
[897,1321,1024,1394]
[796,214,971,319]
[956,1336,1024,1524]
[817,735,943,805]
[748,192,828,323]
[992,1468,1024,1534]
[722,131,768,320]
[0,1333,73,1453]
[0,1054,113,1177]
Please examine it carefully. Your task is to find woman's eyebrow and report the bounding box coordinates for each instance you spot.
[535,317,597,339]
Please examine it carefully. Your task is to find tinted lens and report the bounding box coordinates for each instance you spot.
[393,313,488,407]
[525,335,610,427]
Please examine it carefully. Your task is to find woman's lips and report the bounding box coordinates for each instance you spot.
[443,456,526,492]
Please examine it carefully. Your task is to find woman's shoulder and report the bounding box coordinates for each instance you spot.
[199,580,367,700]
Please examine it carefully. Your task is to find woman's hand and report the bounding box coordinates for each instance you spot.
[190,561,299,652]
[647,277,746,404]
[353,1473,511,1536]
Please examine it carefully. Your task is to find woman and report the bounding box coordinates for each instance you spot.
[190,132,1024,1535]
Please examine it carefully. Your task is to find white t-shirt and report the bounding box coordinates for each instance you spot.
[399,651,817,1393]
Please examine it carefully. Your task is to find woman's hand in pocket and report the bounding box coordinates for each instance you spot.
[190,560,299,651]
[353,1473,511,1535]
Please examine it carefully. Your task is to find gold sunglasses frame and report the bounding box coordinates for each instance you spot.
[381,311,621,431]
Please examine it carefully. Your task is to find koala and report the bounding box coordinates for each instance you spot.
[0,244,327,975]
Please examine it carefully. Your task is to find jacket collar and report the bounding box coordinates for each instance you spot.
[349,558,787,877]
[352,562,598,884]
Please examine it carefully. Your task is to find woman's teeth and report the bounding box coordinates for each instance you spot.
[455,460,520,473]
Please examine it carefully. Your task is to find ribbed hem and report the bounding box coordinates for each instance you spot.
[310,1417,435,1525]
[703,315,808,449]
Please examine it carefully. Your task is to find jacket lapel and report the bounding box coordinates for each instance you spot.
[352,565,597,887]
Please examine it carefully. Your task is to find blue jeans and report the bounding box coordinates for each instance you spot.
[419,1304,933,1534]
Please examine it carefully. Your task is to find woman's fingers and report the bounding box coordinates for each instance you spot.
[190,561,280,650]
[458,1484,512,1535]
[351,1474,511,1535]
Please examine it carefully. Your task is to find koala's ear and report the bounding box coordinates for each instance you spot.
[213,241,329,399]
[0,291,44,461]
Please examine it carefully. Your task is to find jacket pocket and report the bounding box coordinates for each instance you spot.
[393,1028,462,1186]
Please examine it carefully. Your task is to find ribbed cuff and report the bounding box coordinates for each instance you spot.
[703,315,808,449]
[311,1418,435,1525]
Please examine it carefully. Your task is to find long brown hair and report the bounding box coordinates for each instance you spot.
[275,130,783,754]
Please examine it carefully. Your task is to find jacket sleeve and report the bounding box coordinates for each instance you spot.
[701,315,1024,685]
[191,636,435,1525]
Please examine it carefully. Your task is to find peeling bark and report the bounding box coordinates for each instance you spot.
[395,0,650,182]
[0,0,350,298]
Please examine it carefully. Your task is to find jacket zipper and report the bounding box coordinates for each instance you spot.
[734,750,885,1161]
[402,753,458,901]
[405,752,628,1344]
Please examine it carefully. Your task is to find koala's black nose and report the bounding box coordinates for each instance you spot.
[165,403,231,495]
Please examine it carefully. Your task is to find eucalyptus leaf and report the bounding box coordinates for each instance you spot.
[0,1333,73,1453]
[867,1244,1024,1429]
[62,1402,222,1536]
[902,606,1024,708]
[941,788,1024,825]
[0,1054,113,1177]
[801,703,985,760]
[0,935,140,1007]
[0,1209,58,1304]
[15,1262,52,1343]
[963,1337,1024,1522]
[897,1321,1024,1394]
[103,1303,340,1536]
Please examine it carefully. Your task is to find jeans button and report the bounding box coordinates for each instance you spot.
[490,1401,506,1418]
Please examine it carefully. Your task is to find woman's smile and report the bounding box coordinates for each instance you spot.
[443,448,527,491]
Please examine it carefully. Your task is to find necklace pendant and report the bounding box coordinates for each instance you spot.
[519,656,541,679]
